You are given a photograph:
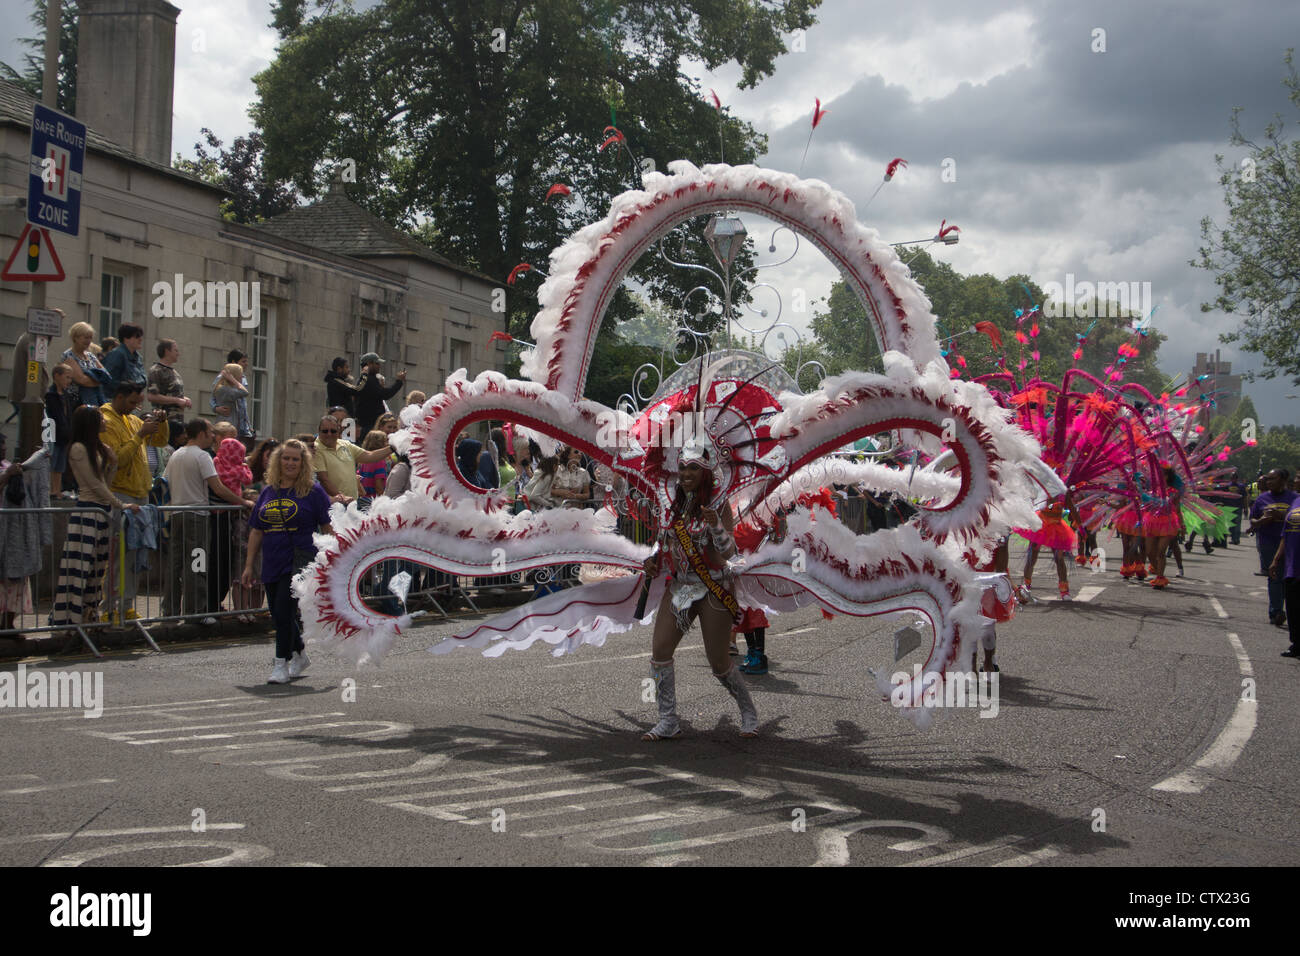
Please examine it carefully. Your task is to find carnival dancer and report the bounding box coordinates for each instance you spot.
[1144,465,1183,589]
[972,536,1014,672]
[732,509,789,675]
[639,439,758,740]
[1016,491,1077,601]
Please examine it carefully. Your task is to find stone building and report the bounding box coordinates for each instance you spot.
[0,0,502,448]
[1189,350,1243,425]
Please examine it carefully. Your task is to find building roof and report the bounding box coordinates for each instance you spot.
[0,79,225,195]
[254,180,494,284]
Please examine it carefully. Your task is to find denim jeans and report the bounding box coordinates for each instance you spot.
[1259,539,1285,618]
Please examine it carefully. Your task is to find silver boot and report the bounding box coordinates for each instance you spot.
[643,659,681,740]
[716,665,759,737]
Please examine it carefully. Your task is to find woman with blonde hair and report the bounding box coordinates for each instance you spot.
[242,438,333,683]
[61,321,112,409]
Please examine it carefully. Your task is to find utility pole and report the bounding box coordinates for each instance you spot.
[18,0,62,458]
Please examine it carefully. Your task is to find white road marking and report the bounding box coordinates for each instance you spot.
[0,823,246,845]
[903,834,1027,866]
[18,696,260,722]
[44,839,273,867]
[994,846,1060,867]
[1073,586,1105,603]
[0,778,115,795]
[1152,632,1256,794]
[1209,597,1229,619]
[814,820,952,866]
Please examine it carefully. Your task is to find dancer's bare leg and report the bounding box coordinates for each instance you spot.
[651,589,688,661]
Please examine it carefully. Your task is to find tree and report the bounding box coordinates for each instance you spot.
[1194,50,1300,385]
[808,248,1170,393]
[0,0,78,113]
[174,129,300,223]
[251,0,820,359]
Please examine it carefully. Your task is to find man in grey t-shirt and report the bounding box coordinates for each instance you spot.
[162,419,253,619]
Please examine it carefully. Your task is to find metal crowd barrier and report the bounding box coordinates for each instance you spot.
[0,501,264,655]
[1,488,900,652]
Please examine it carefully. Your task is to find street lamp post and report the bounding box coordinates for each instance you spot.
[704,215,747,351]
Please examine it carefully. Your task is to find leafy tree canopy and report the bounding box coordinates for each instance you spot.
[809,248,1170,394]
[1195,50,1300,385]
[174,129,300,223]
[0,0,77,113]
[252,0,820,350]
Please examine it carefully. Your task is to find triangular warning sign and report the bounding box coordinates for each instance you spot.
[2,223,65,281]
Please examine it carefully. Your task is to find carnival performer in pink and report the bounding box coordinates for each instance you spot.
[1144,464,1184,589]
[640,440,756,739]
[1015,491,1077,602]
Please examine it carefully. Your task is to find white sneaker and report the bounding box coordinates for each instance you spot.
[287,651,310,678]
[268,658,290,684]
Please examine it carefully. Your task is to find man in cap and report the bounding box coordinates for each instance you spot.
[354,352,405,435]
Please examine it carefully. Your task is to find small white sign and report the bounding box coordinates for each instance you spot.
[27,306,62,336]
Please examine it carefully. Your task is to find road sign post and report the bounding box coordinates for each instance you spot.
[27,102,85,237]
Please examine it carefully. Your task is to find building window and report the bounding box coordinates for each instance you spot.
[247,304,276,437]
[360,322,384,359]
[449,338,469,374]
[99,271,128,341]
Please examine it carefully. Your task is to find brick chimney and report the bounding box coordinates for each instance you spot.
[75,0,180,165]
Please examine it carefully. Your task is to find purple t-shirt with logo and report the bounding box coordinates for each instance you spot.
[249,481,332,582]
[1251,489,1298,553]
[1282,502,1300,580]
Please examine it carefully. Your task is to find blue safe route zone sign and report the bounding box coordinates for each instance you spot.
[27,103,86,237]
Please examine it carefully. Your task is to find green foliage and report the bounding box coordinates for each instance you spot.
[809,248,1170,393]
[0,0,78,113]
[1195,50,1300,385]
[174,129,300,223]
[1233,426,1300,480]
[252,0,820,346]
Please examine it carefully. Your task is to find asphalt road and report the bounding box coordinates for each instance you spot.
[1,535,1296,868]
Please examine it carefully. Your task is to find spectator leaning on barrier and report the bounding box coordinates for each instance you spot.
[147,339,192,448]
[243,438,334,684]
[0,436,52,634]
[522,454,557,510]
[101,323,148,395]
[100,382,170,621]
[354,352,405,435]
[162,420,254,623]
[324,357,361,418]
[50,406,139,629]
[552,445,591,507]
[312,415,393,505]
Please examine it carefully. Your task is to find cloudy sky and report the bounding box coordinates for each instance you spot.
[3,0,1298,425]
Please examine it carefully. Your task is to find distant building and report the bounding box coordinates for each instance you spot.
[1,0,504,447]
[1188,350,1242,424]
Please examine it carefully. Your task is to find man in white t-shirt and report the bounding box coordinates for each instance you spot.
[162,419,254,620]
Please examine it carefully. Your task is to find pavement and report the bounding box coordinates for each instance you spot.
[1,533,1296,868]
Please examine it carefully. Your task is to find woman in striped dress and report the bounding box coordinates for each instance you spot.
[49,406,140,628]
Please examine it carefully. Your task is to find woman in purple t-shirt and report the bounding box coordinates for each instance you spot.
[241,438,333,684]
[1269,499,1300,658]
